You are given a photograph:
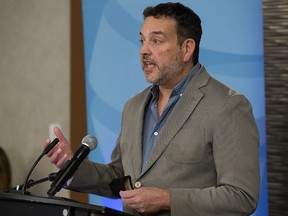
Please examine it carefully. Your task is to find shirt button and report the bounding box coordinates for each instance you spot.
[180,93,183,97]
[154,131,158,136]
[134,181,142,189]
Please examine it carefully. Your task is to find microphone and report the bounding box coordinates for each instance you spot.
[47,135,98,196]
[19,138,59,194]
[43,138,60,155]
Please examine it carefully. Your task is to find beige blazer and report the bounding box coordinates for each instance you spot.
[69,66,260,216]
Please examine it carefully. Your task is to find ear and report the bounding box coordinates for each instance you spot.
[181,39,196,63]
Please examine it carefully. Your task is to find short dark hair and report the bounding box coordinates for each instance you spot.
[143,2,202,65]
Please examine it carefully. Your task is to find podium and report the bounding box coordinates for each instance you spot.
[0,192,132,216]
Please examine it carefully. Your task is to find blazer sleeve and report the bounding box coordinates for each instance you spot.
[169,94,260,216]
[67,136,125,198]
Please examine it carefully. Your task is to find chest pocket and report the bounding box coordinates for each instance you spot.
[165,126,205,164]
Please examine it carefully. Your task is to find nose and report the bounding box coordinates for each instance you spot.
[140,41,151,56]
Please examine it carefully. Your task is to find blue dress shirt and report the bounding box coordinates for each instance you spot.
[141,63,201,170]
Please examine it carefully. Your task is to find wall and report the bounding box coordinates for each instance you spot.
[0,0,70,197]
[263,0,288,215]
[1,0,288,212]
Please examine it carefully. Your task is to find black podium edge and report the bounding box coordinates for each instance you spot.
[0,191,131,216]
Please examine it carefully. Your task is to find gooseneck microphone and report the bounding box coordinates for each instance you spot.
[20,138,59,194]
[47,135,98,197]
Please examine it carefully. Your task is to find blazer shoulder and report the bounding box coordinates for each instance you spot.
[196,67,238,97]
[123,86,151,111]
[196,67,250,107]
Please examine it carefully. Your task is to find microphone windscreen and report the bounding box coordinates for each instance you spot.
[81,135,98,151]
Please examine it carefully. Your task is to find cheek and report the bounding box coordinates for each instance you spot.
[154,49,173,63]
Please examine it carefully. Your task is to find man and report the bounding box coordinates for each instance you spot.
[45,2,260,216]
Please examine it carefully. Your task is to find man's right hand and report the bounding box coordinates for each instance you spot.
[44,126,73,168]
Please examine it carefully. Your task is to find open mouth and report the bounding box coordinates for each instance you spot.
[142,59,157,71]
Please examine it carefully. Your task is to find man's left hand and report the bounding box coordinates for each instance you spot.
[120,187,170,214]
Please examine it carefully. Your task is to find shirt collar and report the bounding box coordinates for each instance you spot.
[150,63,201,99]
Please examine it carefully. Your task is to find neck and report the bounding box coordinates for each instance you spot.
[159,62,194,94]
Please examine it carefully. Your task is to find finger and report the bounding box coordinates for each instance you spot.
[124,201,144,214]
[54,126,65,141]
[56,153,68,168]
[122,198,137,207]
[46,143,60,157]
[120,190,136,199]
[43,139,51,148]
[49,148,62,164]
[127,203,137,209]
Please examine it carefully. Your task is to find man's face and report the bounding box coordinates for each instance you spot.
[140,17,185,87]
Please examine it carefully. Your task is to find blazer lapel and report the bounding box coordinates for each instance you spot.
[140,66,210,177]
[132,90,152,178]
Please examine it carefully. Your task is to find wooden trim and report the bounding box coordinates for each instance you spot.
[70,0,88,203]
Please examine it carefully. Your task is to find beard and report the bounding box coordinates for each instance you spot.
[142,49,185,86]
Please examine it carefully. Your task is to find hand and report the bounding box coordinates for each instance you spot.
[120,187,170,214]
[44,126,73,168]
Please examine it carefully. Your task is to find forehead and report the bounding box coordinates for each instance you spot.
[140,16,177,37]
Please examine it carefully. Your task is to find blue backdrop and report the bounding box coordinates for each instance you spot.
[82,0,268,215]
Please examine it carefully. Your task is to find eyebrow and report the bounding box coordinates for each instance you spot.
[139,31,165,37]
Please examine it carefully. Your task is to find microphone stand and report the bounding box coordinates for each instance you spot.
[20,138,59,194]
[9,173,57,194]
[7,138,59,195]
